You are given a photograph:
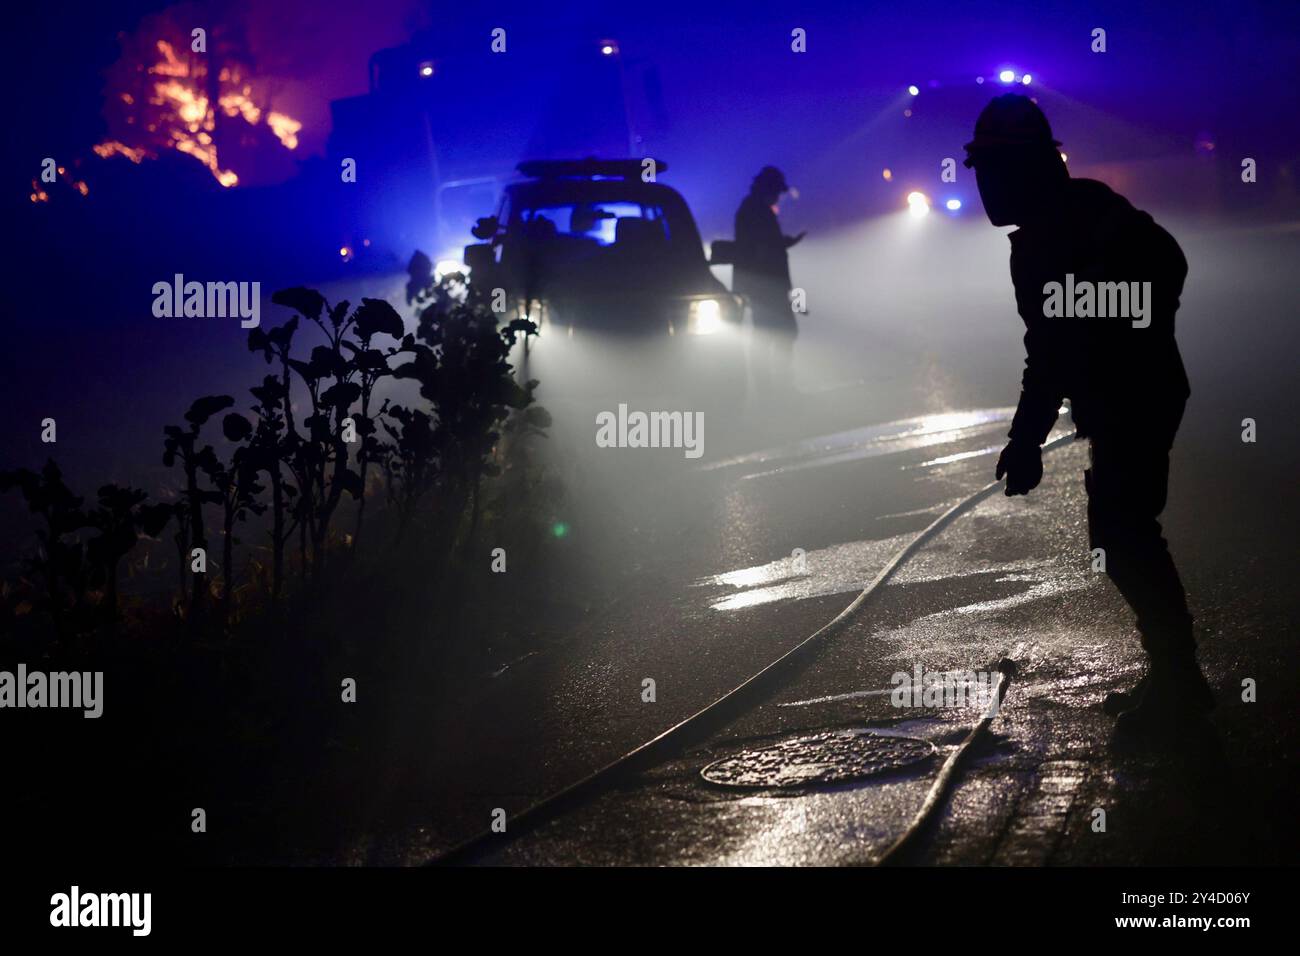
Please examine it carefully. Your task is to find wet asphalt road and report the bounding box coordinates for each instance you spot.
[354,388,1294,865]
[476,433,1096,866]
[474,439,1277,865]
[7,218,1293,866]
[325,218,1299,866]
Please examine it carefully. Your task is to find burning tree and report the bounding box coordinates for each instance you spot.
[95,6,301,188]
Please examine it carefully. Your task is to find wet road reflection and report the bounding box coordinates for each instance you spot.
[696,532,915,610]
[701,407,1017,479]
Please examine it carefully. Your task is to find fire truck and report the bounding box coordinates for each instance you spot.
[326,30,667,275]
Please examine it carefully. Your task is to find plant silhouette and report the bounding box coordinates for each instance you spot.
[395,255,545,550]
[1,461,171,635]
[163,395,234,625]
[4,259,545,637]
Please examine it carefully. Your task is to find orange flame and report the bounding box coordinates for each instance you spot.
[97,36,300,188]
[266,112,302,150]
[30,171,91,202]
[93,142,147,163]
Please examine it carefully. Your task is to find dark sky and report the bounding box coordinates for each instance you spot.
[10,0,1299,156]
[6,0,1298,235]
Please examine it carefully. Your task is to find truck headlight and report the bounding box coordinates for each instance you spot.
[688,298,724,335]
[434,258,468,280]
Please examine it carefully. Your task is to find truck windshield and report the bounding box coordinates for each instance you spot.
[520,202,670,247]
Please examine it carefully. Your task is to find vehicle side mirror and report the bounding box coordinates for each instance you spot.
[471,216,500,241]
[708,239,735,265]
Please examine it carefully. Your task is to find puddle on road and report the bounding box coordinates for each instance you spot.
[700,728,937,789]
[703,408,1017,481]
[695,418,1083,615]
[694,532,914,610]
[906,443,1002,470]
[696,532,1082,617]
[904,569,1088,621]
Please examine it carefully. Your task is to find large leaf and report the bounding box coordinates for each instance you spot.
[250,376,285,409]
[268,316,299,349]
[223,412,253,442]
[247,327,270,359]
[354,348,390,373]
[271,287,326,320]
[320,381,362,410]
[309,345,346,379]
[353,298,405,340]
[329,300,351,328]
[185,395,235,427]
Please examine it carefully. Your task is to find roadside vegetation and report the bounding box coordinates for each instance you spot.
[0,257,570,863]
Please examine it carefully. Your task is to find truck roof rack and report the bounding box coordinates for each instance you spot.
[516,158,669,180]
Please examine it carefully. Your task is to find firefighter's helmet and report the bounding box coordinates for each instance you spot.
[964,94,1061,165]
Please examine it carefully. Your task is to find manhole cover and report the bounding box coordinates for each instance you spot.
[700,729,936,789]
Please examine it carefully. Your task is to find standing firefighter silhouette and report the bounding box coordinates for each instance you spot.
[733,166,805,394]
[964,94,1213,736]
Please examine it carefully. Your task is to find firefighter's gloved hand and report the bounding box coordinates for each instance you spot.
[996,439,1043,496]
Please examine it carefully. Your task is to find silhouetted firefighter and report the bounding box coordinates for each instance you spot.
[733,166,805,394]
[965,94,1212,736]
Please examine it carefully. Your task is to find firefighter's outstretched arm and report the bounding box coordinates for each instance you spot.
[998,326,1063,496]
